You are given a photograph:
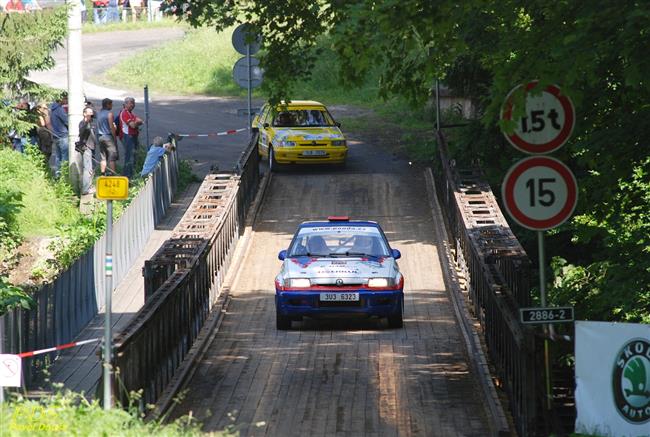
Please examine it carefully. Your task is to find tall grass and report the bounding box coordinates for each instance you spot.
[103,27,243,96]
[104,27,405,109]
[0,147,79,239]
[0,390,229,436]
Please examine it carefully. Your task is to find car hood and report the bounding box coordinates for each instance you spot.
[282,257,397,284]
[274,127,344,142]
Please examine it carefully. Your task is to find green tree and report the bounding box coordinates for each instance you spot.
[0,8,68,146]
[165,0,650,322]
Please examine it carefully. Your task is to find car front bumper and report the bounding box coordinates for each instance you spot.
[273,146,348,164]
[275,289,403,318]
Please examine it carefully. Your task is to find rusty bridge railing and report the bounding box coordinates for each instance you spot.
[431,131,549,436]
[111,134,260,408]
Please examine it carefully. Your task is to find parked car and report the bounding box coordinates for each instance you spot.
[252,100,348,171]
[274,216,404,329]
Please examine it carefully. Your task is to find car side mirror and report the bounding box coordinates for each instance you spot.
[336,122,341,128]
[391,249,401,260]
[263,122,269,128]
[278,250,287,261]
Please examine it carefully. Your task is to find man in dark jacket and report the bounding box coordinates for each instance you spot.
[50,93,69,178]
[77,106,98,195]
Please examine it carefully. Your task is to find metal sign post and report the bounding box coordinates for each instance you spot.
[96,176,129,410]
[247,43,252,135]
[232,23,263,136]
[144,85,150,149]
[435,79,441,132]
[103,199,113,410]
[537,230,552,410]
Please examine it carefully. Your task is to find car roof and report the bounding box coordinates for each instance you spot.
[299,220,380,228]
[277,100,325,108]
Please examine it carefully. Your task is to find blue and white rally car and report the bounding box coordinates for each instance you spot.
[275,217,404,329]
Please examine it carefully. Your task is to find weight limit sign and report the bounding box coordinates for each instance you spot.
[502,156,578,231]
[501,82,575,154]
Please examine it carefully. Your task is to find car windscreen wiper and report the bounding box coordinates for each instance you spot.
[343,252,381,260]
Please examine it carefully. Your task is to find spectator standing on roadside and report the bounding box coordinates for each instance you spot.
[9,98,29,153]
[4,0,25,12]
[35,102,53,166]
[50,93,69,178]
[97,98,119,175]
[107,0,119,22]
[119,96,143,178]
[77,106,98,195]
[93,0,108,24]
[140,136,174,178]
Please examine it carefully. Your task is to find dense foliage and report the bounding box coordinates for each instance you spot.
[164,0,650,322]
[0,7,68,145]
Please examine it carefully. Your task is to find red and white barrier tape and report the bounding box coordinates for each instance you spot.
[17,338,101,358]
[177,128,247,138]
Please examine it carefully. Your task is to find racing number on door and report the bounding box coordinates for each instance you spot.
[525,178,556,207]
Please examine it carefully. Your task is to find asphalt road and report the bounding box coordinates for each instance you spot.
[28,27,413,178]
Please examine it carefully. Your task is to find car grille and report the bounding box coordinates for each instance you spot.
[299,142,329,147]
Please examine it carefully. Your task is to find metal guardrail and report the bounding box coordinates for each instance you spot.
[112,134,260,409]
[431,131,544,436]
[0,151,179,388]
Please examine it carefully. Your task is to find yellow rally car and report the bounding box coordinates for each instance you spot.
[252,100,348,171]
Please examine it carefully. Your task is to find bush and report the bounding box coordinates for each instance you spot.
[0,390,219,436]
[0,275,34,315]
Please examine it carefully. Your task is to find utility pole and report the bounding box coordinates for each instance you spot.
[67,0,84,192]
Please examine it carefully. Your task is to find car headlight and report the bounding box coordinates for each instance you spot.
[289,278,311,288]
[331,140,346,147]
[367,278,389,288]
[276,140,296,147]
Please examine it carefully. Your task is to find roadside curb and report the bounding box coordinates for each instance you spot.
[150,170,272,421]
[424,168,512,437]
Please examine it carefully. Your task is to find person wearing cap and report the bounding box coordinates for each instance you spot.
[140,136,175,178]
[77,106,98,195]
[119,96,144,178]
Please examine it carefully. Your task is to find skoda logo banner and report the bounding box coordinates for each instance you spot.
[612,338,650,424]
[575,321,650,436]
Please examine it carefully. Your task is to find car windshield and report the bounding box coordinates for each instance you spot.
[288,225,390,258]
[273,109,336,127]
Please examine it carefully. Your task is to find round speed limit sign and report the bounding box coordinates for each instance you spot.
[502,156,578,230]
[501,82,575,154]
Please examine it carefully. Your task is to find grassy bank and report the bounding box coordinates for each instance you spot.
[103,28,433,127]
[0,147,80,241]
[0,391,230,436]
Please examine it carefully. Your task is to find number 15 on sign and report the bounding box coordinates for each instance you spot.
[502,156,578,231]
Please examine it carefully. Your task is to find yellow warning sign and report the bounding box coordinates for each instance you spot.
[96,176,129,200]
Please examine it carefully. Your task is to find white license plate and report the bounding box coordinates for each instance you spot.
[302,150,327,156]
[319,292,359,302]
